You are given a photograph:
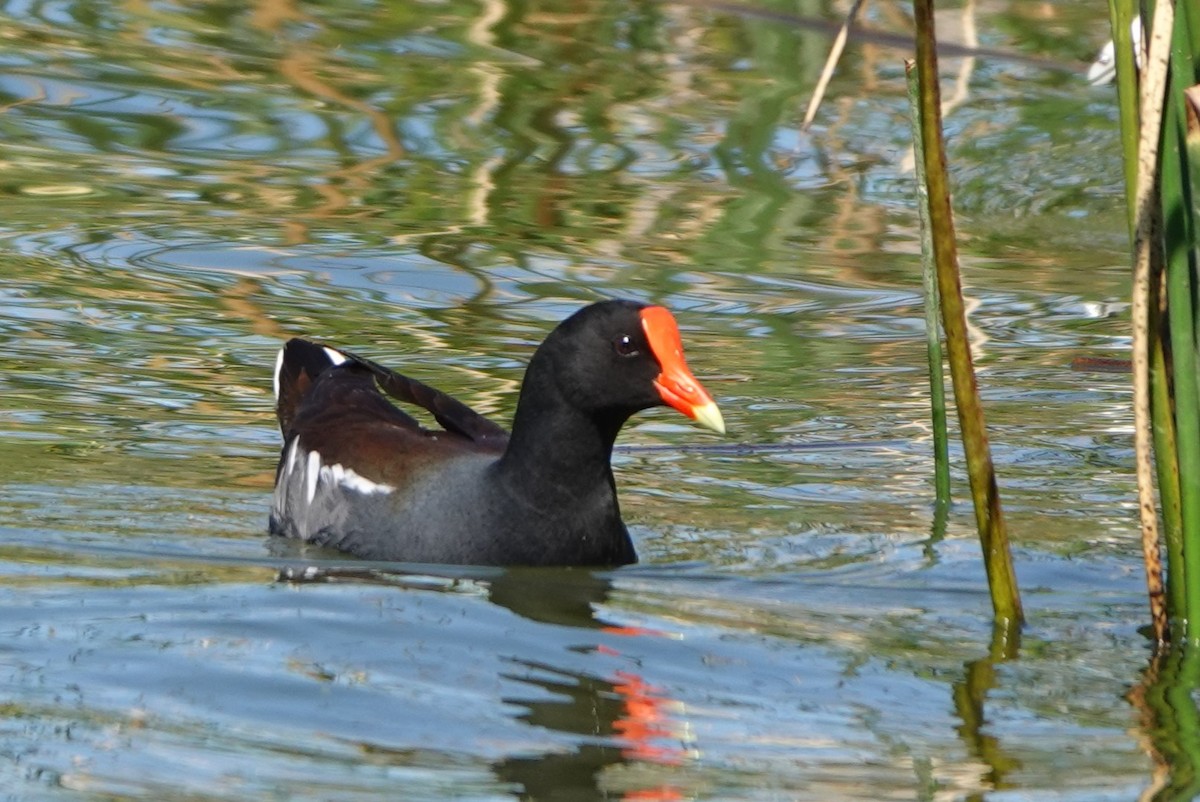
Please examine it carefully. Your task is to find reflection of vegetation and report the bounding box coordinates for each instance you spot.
[1130,646,1200,800]
[951,624,1022,799]
[0,0,1143,539]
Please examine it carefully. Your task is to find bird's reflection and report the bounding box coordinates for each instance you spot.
[276,559,690,800]
[496,655,688,801]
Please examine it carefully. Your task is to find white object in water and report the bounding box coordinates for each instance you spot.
[1088,17,1144,86]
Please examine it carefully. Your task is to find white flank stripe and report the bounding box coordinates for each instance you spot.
[273,347,285,401]
[318,461,394,496]
[337,464,394,495]
[323,346,348,366]
[305,450,321,505]
[285,436,301,476]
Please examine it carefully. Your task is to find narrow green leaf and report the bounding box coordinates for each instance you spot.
[905,61,951,508]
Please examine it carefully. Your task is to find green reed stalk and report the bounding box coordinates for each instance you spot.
[1185,0,1200,68]
[905,61,952,508]
[1109,0,1140,219]
[1164,1,1200,637]
[912,0,1022,625]
[1161,78,1200,638]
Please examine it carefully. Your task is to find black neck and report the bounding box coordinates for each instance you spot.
[496,362,628,509]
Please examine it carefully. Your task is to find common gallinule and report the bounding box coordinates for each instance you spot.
[269,300,725,566]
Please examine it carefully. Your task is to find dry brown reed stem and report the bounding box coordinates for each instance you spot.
[1132,0,1176,646]
[801,0,867,131]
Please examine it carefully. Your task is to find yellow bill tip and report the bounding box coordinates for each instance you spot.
[691,401,726,435]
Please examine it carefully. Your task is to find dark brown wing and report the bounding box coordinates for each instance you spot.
[339,347,510,448]
[273,338,510,449]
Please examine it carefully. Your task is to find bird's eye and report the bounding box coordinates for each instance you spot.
[613,334,640,357]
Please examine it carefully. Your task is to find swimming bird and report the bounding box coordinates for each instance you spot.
[269,300,725,566]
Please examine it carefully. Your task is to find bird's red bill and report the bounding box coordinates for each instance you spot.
[639,306,725,434]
